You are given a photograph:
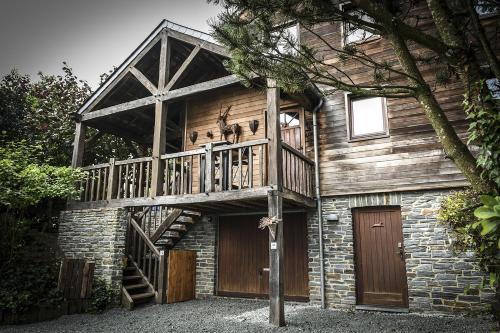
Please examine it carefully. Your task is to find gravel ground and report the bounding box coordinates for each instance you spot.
[1,298,497,333]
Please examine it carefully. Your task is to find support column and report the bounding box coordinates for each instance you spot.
[151,101,167,197]
[150,30,170,197]
[71,122,86,168]
[266,79,285,326]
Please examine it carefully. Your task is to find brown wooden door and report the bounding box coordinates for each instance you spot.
[217,213,309,300]
[167,250,196,303]
[353,207,408,308]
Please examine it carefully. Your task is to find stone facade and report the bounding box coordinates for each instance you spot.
[58,208,128,294]
[307,190,495,314]
[173,216,217,298]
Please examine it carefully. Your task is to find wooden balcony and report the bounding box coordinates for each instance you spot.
[68,139,316,212]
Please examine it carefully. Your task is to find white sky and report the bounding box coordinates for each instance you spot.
[0,0,222,88]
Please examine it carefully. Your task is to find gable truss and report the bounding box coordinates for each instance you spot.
[78,20,232,119]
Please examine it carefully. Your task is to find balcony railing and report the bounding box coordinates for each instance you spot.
[78,139,314,203]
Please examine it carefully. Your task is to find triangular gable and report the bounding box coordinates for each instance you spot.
[78,20,229,115]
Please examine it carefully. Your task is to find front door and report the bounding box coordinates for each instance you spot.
[217,213,309,300]
[353,207,408,308]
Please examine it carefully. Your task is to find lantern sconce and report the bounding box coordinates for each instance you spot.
[189,130,198,144]
[249,120,259,135]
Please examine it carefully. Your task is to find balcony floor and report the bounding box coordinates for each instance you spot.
[67,187,315,213]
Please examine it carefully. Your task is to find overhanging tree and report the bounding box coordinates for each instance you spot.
[209,0,500,194]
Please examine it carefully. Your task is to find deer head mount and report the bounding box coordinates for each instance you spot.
[216,105,241,143]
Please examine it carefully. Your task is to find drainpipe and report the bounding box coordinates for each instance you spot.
[312,97,325,309]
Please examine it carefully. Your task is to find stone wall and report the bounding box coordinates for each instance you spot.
[58,208,128,294]
[173,216,217,298]
[307,190,495,314]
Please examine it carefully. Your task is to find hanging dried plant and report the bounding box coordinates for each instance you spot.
[258,216,282,240]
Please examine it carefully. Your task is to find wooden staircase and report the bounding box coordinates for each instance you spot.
[121,206,201,309]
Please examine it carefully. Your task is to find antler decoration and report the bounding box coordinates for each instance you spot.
[216,105,241,143]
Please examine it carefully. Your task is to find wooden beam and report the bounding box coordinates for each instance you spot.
[81,75,242,122]
[266,79,285,327]
[71,122,86,168]
[167,29,229,58]
[129,67,158,94]
[151,32,170,197]
[81,96,156,121]
[158,30,171,90]
[80,33,163,115]
[165,45,201,91]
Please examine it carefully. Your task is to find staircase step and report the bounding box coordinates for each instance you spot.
[125,283,149,292]
[131,292,155,303]
[176,216,195,224]
[156,239,173,247]
[182,210,201,218]
[169,224,187,232]
[162,231,180,238]
[123,275,142,282]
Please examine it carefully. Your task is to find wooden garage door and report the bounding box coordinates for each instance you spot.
[353,207,408,308]
[217,213,308,300]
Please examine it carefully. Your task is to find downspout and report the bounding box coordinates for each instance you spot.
[312,97,325,309]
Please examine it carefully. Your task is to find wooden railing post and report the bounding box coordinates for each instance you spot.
[107,158,118,201]
[156,249,166,304]
[204,142,215,193]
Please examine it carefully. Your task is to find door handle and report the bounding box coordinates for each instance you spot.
[396,242,404,259]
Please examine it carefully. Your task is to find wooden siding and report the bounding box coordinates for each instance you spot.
[183,86,298,193]
[300,4,499,196]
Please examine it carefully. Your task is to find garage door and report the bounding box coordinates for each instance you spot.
[217,213,309,300]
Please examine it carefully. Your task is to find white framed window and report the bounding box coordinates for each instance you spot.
[276,22,300,55]
[340,2,377,46]
[475,0,498,16]
[346,95,389,140]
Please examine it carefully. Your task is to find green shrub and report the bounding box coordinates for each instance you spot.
[438,190,500,287]
[88,278,117,314]
[0,214,62,313]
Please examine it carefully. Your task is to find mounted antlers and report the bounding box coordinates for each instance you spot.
[216,105,241,143]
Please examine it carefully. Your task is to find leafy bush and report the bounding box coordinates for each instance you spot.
[0,140,84,209]
[88,278,117,314]
[473,195,500,286]
[438,190,500,287]
[0,214,62,313]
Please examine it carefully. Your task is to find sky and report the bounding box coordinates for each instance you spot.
[0,0,223,88]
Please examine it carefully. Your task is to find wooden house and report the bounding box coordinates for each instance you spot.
[59,14,498,319]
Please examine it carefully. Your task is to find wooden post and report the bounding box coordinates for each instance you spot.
[71,122,86,168]
[156,249,166,304]
[151,101,167,197]
[151,30,170,197]
[107,158,118,201]
[204,142,215,193]
[266,79,285,326]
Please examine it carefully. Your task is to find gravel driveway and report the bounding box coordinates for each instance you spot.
[1,298,497,333]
